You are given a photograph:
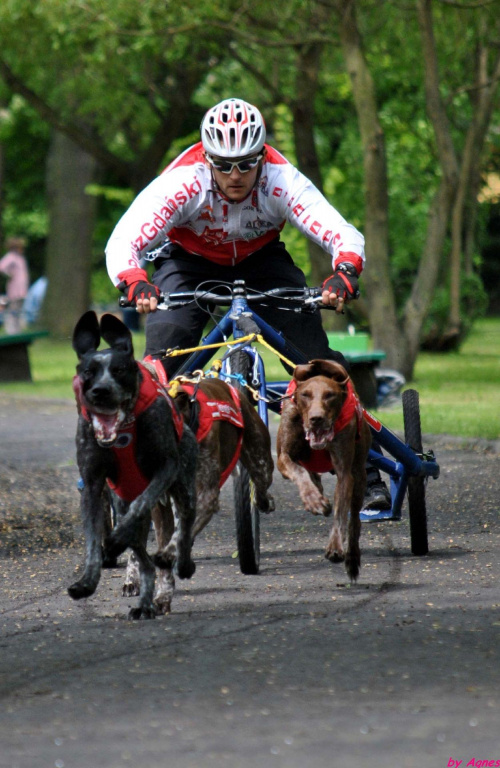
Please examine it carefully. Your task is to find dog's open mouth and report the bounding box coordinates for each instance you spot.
[89,409,126,447]
[304,426,335,450]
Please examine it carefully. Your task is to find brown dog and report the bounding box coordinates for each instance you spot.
[123,375,275,612]
[277,359,371,581]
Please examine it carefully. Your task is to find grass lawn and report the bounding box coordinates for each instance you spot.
[1,317,498,439]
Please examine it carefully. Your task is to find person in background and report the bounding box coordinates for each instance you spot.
[23,275,48,326]
[0,236,29,335]
[105,97,391,511]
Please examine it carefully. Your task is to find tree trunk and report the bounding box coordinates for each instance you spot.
[42,131,98,337]
[337,0,407,370]
[291,43,331,289]
[291,39,349,331]
[447,40,500,335]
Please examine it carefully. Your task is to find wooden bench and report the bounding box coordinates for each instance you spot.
[0,330,49,382]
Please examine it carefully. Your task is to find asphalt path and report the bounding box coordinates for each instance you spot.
[0,393,499,768]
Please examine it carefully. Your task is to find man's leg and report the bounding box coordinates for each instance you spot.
[145,250,215,377]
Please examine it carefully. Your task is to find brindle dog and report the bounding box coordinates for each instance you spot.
[123,376,275,613]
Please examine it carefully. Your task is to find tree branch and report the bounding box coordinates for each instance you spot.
[0,57,132,180]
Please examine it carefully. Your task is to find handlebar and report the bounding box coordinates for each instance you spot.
[119,281,327,311]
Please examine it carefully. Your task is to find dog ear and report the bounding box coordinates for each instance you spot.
[293,362,317,382]
[294,359,349,384]
[100,313,134,356]
[73,311,101,359]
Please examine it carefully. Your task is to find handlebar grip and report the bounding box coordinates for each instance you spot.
[119,296,134,308]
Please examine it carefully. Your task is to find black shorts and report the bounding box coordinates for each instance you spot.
[144,239,348,377]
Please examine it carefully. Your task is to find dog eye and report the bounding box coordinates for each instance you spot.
[298,391,311,401]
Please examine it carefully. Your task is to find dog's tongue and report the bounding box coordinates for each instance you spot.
[91,411,124,446]
[305,426,335,450]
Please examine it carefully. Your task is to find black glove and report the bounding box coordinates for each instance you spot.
[117,268,161,305]
[323,263,360,300]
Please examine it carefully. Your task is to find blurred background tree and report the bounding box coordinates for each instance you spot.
[0,0,498,379]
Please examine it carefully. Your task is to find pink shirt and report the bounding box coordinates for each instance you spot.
[0,252,29,301]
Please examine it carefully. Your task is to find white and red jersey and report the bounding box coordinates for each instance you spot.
[106,142,365,285]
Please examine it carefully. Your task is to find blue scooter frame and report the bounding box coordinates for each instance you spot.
[146,281,440,555]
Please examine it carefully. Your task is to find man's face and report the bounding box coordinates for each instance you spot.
[206,154,262,202]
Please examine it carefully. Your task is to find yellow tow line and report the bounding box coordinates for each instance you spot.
[163,333,296,371]
[162,333,295,403]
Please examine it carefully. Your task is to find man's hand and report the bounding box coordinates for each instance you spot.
[322,264,360,313]
[117,268,160,314]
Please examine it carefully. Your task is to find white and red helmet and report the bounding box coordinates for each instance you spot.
[201,98,266,158]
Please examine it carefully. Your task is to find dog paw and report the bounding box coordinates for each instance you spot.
[128,605,157,621]
[177,558,196,580]
[258,493,275,514]
[122,581,140,597]
[305,494,332,517]
[344,552,361,583]
[68,580,96,600]
[324,549,345,563]
[154,595,172,615]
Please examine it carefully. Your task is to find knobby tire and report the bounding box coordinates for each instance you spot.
[230,349,260,575]
[402,389,429,556]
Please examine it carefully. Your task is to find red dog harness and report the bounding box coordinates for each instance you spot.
[178,381,245,487]
[139,358,245,487]
[285,378,364,474]
[73,362,184,502]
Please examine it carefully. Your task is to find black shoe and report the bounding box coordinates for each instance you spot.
[363,480,392,511]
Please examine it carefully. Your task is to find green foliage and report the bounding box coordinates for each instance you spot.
[421,271,489,346]
[1,0,499,328]
[90,268,118,308]
[0,96,50,276]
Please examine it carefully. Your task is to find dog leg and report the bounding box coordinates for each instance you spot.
[121,494,147,598]
[167,486,197,580]
[325,440,355,565]
[239,404,275,513]
[151,498,176,615]
[344,506,361,582]
[154,431,197,579]
[154,568,175,615]
[126,519,157,620]
[101,489,118,568]
[343,462,367,582]
[104,464,179,560]
[123,551,141,597]
[239,447,275,513]
[278,454,332,516]
[68,481,106,599]
[192,451,222,538]
[324,471,353,564]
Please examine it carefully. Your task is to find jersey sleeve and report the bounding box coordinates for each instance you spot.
[105,165,204,285]
[267,161,365,274]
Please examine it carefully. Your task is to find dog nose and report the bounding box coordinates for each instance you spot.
[90,385,111,399]
[309,414,325,427]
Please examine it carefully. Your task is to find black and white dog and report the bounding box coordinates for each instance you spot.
[69,310,198,619]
